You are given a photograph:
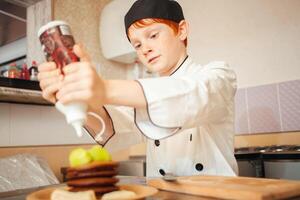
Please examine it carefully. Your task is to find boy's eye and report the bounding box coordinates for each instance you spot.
[150,32,158,39]
[134,43,141,49]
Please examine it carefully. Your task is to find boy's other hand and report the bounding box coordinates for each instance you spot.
[56,44,107,111]
[38,62,63,104]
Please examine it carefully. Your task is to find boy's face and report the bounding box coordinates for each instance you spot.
[128,22,187,76]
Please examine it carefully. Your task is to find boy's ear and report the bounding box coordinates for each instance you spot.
[178,20,189,41]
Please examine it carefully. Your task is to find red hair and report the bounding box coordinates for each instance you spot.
[128,18,187,47]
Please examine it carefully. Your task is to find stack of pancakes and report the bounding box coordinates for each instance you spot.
[66,161,119,195]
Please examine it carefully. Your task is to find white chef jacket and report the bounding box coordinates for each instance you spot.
[94,56,238,177]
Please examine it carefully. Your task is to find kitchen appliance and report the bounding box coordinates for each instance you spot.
[100,0,136,64]
[235,146,264,177]
[118,160,146,177]
[235,145,300,180]
[264,145,300,180]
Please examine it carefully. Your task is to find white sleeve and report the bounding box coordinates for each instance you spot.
[135,61,237,140]
[102,106,145,152]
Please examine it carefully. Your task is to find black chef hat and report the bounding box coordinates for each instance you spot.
[124,0,184,35]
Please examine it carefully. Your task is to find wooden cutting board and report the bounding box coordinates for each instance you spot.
[147,175,300,200]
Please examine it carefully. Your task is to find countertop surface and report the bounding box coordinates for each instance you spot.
[1,176,300,200]
[0,176,216,200]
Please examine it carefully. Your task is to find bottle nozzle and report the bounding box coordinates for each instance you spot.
[72,121,84,137]
[55,101,87,138]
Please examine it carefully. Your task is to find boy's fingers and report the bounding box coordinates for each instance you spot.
[62,72,82,85]
[62,62,80,74]
[38,68,61,81]
[56,80,87,100]
[42,83,60,103]
[39,75,62,90]
[58,90,89,105]
[73,44,90,62]
[38,62,56,72]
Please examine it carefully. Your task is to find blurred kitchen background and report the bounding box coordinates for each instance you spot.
[0,0,299,189]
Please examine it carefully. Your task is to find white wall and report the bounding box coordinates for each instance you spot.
[0,103,95,146]
[0,38,26,64]
[179,0,300,87]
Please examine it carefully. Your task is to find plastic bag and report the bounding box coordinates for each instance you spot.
[0,154,59,192]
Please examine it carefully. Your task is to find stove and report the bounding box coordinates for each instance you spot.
[235,145,300,180]
[235,145,300,154]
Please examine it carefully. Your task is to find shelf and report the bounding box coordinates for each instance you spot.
[0,77,52,106]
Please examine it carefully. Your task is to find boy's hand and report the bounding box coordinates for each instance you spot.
[56,44,107,111]
[38,62,63,104]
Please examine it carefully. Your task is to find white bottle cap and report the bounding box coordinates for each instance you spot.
[38,20,68,38]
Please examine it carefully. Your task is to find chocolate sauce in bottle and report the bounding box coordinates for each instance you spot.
[38,21,79,72]
[38,21,106,139]
[38,21,87,138]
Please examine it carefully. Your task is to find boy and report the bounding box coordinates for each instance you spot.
[38,0,238,177]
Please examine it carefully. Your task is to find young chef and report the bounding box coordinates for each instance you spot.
[38,0,238,177]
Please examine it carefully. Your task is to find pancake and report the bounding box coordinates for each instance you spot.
[66,161,119,196]
[67,177,119,187]
[66,169,118,180]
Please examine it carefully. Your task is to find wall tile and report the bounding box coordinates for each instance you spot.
[39,106,95,145]
[10,104,42,145]
[279,80,300,132]
[39,106,74,145]
[0,103,10,146]
[234,89,249,135]
[247,84,281,133]
[9,104,94,146]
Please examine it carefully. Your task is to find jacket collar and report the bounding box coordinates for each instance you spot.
[169,55,192,77]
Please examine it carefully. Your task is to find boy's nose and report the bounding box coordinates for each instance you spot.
[142,46,152,57]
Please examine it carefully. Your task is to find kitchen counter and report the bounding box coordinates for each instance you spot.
[0,176,216,200]
[1,176,300,200]
[126,150,300,179]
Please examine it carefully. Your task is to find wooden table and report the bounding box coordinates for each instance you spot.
[1,176,300,200]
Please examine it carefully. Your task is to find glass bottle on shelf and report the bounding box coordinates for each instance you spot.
[29,61,39,81]
[8,62,20,79]
[1,66,9,78]
[20,63,30,80]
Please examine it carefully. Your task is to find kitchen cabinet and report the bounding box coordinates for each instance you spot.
[125,147,300,180]
[0,0,51,106]
[0,77,51,106]
[0,0,52,106]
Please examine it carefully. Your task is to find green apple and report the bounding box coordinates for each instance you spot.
[88,145,112,161]
[69,148,92,167]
